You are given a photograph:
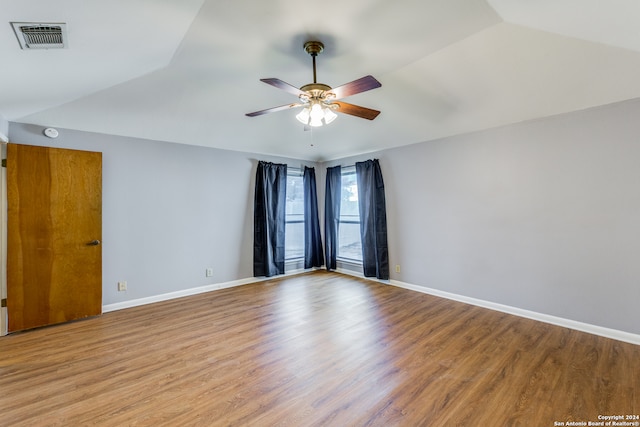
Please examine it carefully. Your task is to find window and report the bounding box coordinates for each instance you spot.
[338,167,362,262]
[285,168,304,260]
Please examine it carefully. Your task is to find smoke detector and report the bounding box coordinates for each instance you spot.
[11,22,68,49]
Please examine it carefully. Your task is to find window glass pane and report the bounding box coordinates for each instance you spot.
[338,222,361,261]
[340,172,359,216]
[338,170,362,261]
[285,171,304,260]
[285,221,304,260]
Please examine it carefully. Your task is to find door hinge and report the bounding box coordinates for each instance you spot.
[1,159,6,167]
[1,298,6,308]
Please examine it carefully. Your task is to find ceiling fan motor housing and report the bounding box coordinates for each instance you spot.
[299,83,335,103]
[303,41,324,56]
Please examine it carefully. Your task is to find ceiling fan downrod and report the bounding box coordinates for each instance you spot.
[304,41,324,84]
[299,41,332,99]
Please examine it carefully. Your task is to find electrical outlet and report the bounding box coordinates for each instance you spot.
[395,265,401,273]
[206,268,213,277]
[118,281,127,292]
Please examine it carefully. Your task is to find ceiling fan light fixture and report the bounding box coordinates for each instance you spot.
[296,107,311,124]
[310,103,324,119]
[309,117,323,127]
[323,107,337,124]
[297,102,337,127]
[308,106,324,126]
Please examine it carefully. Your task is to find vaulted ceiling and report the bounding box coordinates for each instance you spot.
[3,0,640,161]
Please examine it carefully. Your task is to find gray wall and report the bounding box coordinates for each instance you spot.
[7,123,311,306]
[8,96,640,336]
[322,98,640,335]
[0,114,8,142]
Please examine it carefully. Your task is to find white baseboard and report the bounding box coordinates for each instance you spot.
[389,279,640,346]
[335,267,389,284]
[103,268,640,346]
[102,278,253,313]
[102,268,310,313]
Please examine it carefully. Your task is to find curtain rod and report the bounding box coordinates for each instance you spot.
[291,163,363,171]
[327,164,355,170]
[291,163,356,170]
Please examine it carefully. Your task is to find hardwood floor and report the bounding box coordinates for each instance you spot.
[1,271,638,426]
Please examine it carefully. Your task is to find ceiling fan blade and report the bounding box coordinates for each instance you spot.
[329,75,381,100]
[332,101,380,120]
[260,78,306,97]
[246,103,304,117]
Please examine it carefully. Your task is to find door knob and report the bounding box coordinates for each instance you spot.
[87,240,101,246]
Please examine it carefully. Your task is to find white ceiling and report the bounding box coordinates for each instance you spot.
[3,0,640,161]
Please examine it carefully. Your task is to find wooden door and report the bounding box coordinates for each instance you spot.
[7,143,102,332]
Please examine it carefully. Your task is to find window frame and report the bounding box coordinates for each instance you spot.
[284,167,304,261]
[337,166,363,263]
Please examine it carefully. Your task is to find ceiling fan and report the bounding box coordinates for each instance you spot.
[245,41,381,127]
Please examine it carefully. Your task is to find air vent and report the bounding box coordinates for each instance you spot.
[11,22,68,49]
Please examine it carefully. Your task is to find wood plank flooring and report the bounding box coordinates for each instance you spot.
[1,271,638,426]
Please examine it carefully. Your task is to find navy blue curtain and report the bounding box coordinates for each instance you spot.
[253,161,287,277]
[324,165,341,270]
[356,159,389,279]
[303,166,324,269]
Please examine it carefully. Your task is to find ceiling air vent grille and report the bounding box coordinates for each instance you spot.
[11,22,68,49]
